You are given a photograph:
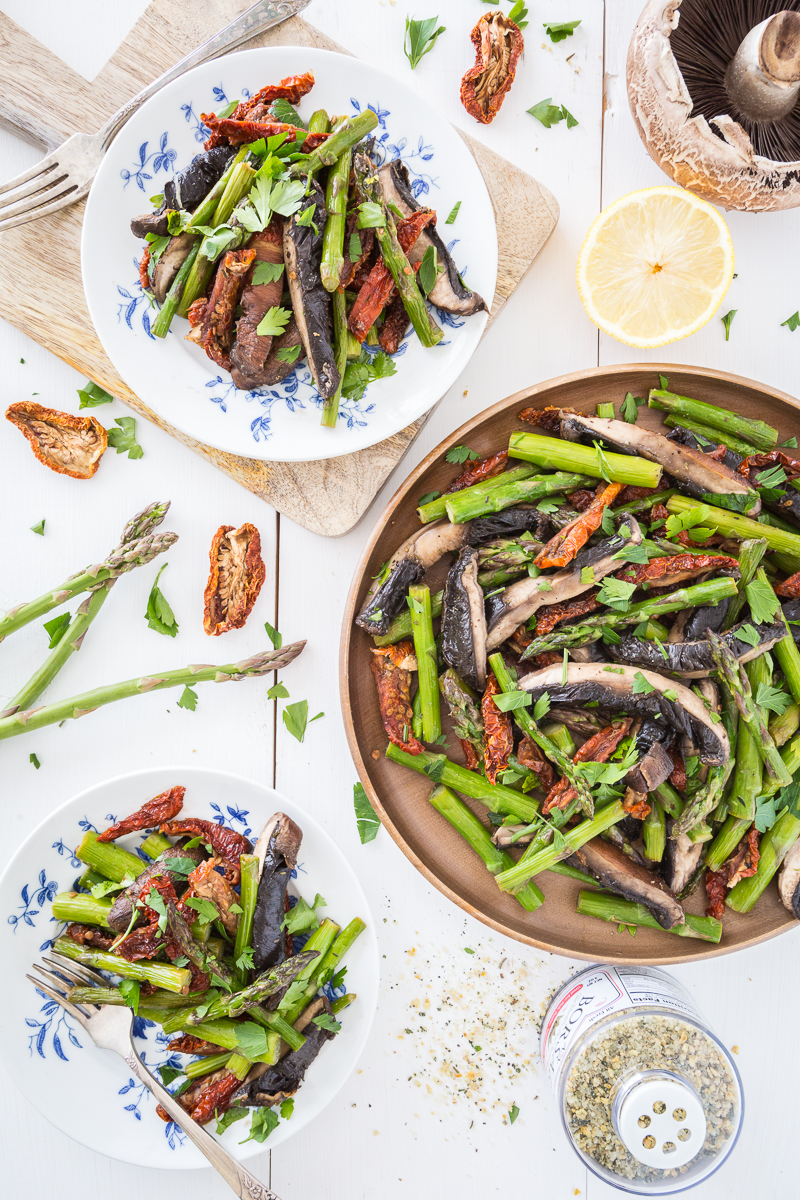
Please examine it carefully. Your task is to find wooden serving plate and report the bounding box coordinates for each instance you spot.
[341,363,800,964]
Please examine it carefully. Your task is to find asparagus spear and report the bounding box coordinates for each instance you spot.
[705,815,753,872]
[314,918,366,986]
[0,643,305,742]
[76,831,146,882]
[615,488,676,516]
[508,432,663,489]
[673,765,727,834]
[177,163,257,316]
[163,896,234,990]
[722,539,768,629]
[233,854,259,976]
[655,781,685,820]
[477,538,540,588]
[140,831,173,859]
[386,744,540,822]
[417,466,537,524]
[374,591,443,647]
[53,936,191,993]
[727,809,800,912]
[708,631,791,785]
[576,890,722,942]
[290,111,379,177]
[439,669,485,762]
[185,1052,233,1079]
[184,146,248,233]
[353,153,442,347]
[321,118,351,292]
[408,585,441,742]
[520,577,738,658]
[773,623,800,705]
[662,415,758,456]
[193,952,319,1023]
[666,494,800,557]
[596,402,615,418]
[495,802,626,892]
[51,892,114,927]
[321,286,348,428]
[769,701,800,746]
[643,801,666,861]
[151,241,201,336]
[446,472,590,524]
[429,785,544,911]
[762,733,800,797]
[648,389,778,452]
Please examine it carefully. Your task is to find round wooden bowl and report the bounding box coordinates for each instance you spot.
[341,364,800,964]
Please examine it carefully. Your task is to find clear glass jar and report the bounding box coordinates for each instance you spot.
[540,965,743,1194]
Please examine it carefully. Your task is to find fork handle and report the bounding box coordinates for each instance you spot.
[123,1048,280,1199]
[98,0,314,150]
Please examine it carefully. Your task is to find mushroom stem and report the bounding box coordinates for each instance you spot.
[725,11,800,121]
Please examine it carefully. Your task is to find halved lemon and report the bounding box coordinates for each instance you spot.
[576,186,735,348]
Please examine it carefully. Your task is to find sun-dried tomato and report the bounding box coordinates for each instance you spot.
[517,736,555,792]
[348,209,436,343]
[203,522,266,636]
[705,444,728,462]
[99,786,185,842]
[66,922,116,951]
[737,449,800,485]
[167,1035,223,1056]
[517,406,563,433]
[535,593,601,639]
[676,530,725,549]
[543,720,631,814]
[370,642,424,755]
[650,502,670,523]
[535,482,624,569]
[614,485,661,507]
[705,869,727,920]
[482,673,513,785]
[156,1067,239,1124]
[534,651,564,668]
[444,450,509,495]
[187,858,241,936]
[460,11,524,125]
[187,297,207,328]
[138,248,151,291]
[567,489,596,513]
[199,249,256,371]
[460,739,480,771]
[6,402,108,480]
[614,554,738,588]
[623,789,651,820]
[511,627,533,652]
[339,212,375,290]
[667,748,687,792]
[377,293,411,355]
[724,828,760,888]
[160,818,252,883]
[203,116,296,148]
[775,571,800,598]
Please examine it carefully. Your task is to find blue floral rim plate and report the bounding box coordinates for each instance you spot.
[81,47,497,463]
[0,766,379,1169]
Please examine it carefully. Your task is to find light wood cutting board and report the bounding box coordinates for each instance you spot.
[0,0,559,536]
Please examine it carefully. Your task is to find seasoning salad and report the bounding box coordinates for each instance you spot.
[355,383,800,939]
[130,71,486,429]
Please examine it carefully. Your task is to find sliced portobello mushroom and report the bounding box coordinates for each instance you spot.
[684,598,730,640]
[465,506,550,547]
[662,818,705,895]
[669,424,800,525]
[441,547,488,691]
[517,661,729,765]
[607,616,786,678]
[356,520,468,634]
[376,159,487,316]
[284,178,339,399]
[558,411,760,515]
[252,813,303,973]
[485,516,643,651]
[625,739,674,793]
[232,1001,337,1107]
[778,838,800,920]
[106,842,206,933]
[569,837,686,929]
[569,641,607,664]
[152,232,197,305]
[602,822,648,866]
[130,146,236,239]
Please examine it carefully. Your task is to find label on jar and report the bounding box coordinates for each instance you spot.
[541,964,702,1090]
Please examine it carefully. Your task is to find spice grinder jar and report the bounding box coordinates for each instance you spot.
[540,964,743,1194]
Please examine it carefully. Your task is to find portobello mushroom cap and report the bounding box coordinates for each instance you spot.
[441,547,488,691]
[376,159,488,316]
[485,516,643,650]
[517,661,729,764]
[568,836,686,929]
[777,837,800,920]
[625,738,674,793]
[662,818,705,895]
[152,232,197,305]
[607,616,785,678]
[559,411,760,515]
[283,178,340,399]
[465,506,550,546]
[232,1003,337,1107]
[356,520,467,633]
[130,146,235,239]
[252,813,303,973]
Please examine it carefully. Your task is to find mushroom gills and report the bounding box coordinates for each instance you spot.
[485,516,643,651]
[356,520,468,634]
[662,818,705,895]
[568,837,686,929]
[283,178,340,399]
[778,837,800,919]
[607,616,786,678]
[251,813,303,973]
[376,159,487,316]
[559,411,760,514]
[441,547,488,691]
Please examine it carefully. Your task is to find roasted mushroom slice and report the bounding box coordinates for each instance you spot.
[441,547,488,691]
[662,818,705,895]
[203,522,266,636]
[485,517,643,651]
[518,661,729,765]
[778,838,800,920]
[283,179,339,399]
[151,232,197,305]
[569,837,686,929]
[465,506,550,546]
[607,616,786,678]
[6,401,107,480]
[252,813,303,973]
[233,1003,337,1107]
[130,146,236,238]
[356,521,468,634]
[376,159,487,316]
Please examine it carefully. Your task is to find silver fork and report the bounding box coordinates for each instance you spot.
[29,953,280,1199]
[0,0,312,232]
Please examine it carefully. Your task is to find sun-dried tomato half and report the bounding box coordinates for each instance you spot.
[567,489,596,513]
[622,789,651,820]
[615,554,738,588]
[66,922,116,951]
[460,12,524,125]
[160,818,252,883]
[650,502,670,523]
[203,116,297,148]
[222,72,316,128]
[377,293,411,355]
[188,1070,242,1125]
[705,868,727,920]
[98,786,185,842]
[535,593,601,639]
[138,248,151,292]
[724,828,760,888]
[348,209,436,343]
[370,642,424,754]
[199,249,256,371]
[737,449,800,485]
[167,1034,224,1056]
[535,482,624,569]
[667,748,687,792]
[482,673,513,785]
[517,406,564,433]
[203,522,266,636]
[187,858,241,936]
[614,485,661,507]
[444,450,509,496]
[517,736,555,792]
[6,401,108,480]
[775,571,800,599]
[339,212,376,290]
[460,738,480,771]
[543,720,632,815]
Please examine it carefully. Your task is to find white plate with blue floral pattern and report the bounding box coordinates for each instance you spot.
[81,46,496,463]
[0,766,378,1168]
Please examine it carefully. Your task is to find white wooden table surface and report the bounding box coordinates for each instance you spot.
[1,2,798,1196]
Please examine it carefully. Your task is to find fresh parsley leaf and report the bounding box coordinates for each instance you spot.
[256,305,292,338]
[166,209,191,236]
[595,577,636,612]
[177,686,198,711]
[602,626,622,646]
[659,374,669,390]
[90,875,132,898]
[283,699,312,742]
[348,230,363,264]
[30,518,45,535]
[195,223,242,260]
[493,691,532,712]
[621,392,644,423]
[536,497,564,514]
[77,381,114,408]
[603,666,625,674]
[282,893,326,935]
[446,444,480,465]
[235,947,255,973]
[145,563,178,637]
[215,1107,248,1135]
[158,1063,184,1086]
[252,260,284,286]
[143,888,169,934]
[215,98,239,119]
[145,232,171,263]
[295,203,319,235]
[280,1098,295,1120]
[354,781,380,843]
[241,1106,281,1144]
[527,98,565,128]
[533,692,551,721]
[745,576,780,625]
[270,178,306,217]
[754,794,779,833]
[30,753,40,769]
[464,947,475,955]
[264,620,282,649]
[721,309,737,340]
[357,201,385,229]
[184,896,218,923]
[107,416,143,459]
[756,464,787,490]
[341,348,397,401]
[593,441,612,483]
[43,612,71,648]
[736,624,761,648]
[234,1021,270,1061]
[268,681,290,700]
[780,436,798,448]
[664,504,715,540]
[632,671,655,695]
[782,312,800,332]
[778,779,800,819]
[418,245,438,295]
[544,19,580,42]
[276,343,302,365]
[403,15,446,69]
[507,0,528,27]
[509,1104,520,1125]
[601,507,617,536]
[561,106,579,129]
[756,682,791,715]
[537,580,553,592]
[119,979,141,1015]
[312,1011,342,1033]
[445,201,461,224]
[612,544,651,564]
[423,754,447,784]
